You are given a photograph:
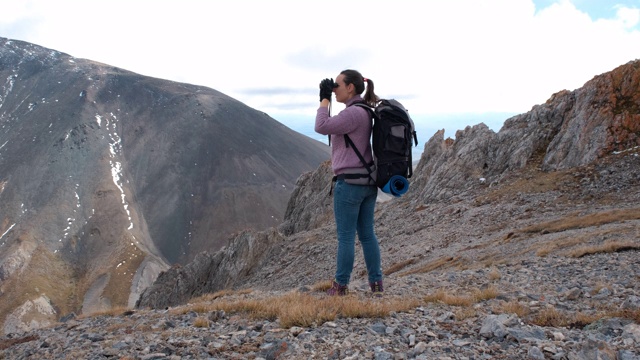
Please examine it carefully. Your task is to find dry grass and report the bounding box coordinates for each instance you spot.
[174,291,421,329]
[193,317,210,328]
[425,289,474,307]
[0,245,78,327]
[454,307,478,320]
[496,302,640,329]
[475,286,500,301]
[534,224,639,257]
[311,279,334,292]
[616,308,640,323]
[565,240,640,258]
[495,301,531,318]
[487,268,501,281]
[0,335,39,351]
[101,239,147,308]
[80,306,131,319]
[530,307,603,328]
[590,282,611,296]
[533,235,595,257]
[476,162,569,204]
[424,286,500,307]
[191,288,254,303]
[384,258,417,275]
[399,256,462,276]
[529,307,564,327]
[521,208,640,234]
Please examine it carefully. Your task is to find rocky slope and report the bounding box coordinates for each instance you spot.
[1,58,639,358]
[0,37,329,335]
[138,59,640,304]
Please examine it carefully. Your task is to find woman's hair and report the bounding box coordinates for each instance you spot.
[340,69,380,107]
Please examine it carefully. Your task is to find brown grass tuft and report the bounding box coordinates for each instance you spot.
[536,246,553,257]
[384,258,417,275]
[530,307,567,327]
[566,241,640,258]
[193,317,210,328]
[80,306,131,319]
[191,288,253,303]
[311,279,334,292]
[454,307,478,320]
[521,208,640,234]
[176,291,421,329]
[487,268,501,281]
[496,301,531,318]
[528,306,640,328]
[614,308,640,323]
[0,335,39,351]
[474,286,500,301]
[399,256,461,276]
[424,286,499,307]
[425,289,472,307]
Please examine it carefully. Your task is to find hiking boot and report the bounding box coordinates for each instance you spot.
[370,280,384,297]
[327,280,348,296]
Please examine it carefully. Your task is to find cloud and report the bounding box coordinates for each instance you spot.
[238,87,309,96]
[285,47,373,71]
[615,5,640,28]
[0,1,33,23]
[1,0,639,123]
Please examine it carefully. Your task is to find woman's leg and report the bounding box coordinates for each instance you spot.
[333,180,363,285]
[357,186,382,284]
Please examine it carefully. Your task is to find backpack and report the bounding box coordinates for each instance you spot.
[343,99,418,197]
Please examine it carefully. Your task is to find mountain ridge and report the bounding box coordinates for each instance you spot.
[0,37,329,333]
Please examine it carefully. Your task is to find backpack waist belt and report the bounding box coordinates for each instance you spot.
[334,173,370,181]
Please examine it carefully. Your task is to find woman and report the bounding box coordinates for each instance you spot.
[315,69,383,296]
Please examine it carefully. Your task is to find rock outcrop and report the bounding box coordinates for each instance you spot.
[278,160,334,236]
[136,228,286,309]
[411,60,640,203]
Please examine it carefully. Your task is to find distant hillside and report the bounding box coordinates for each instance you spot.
[0,37,329,333]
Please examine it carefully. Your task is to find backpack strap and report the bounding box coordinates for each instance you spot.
[343,103,376,185]
[343,134,375,182]
[328,102,376,191]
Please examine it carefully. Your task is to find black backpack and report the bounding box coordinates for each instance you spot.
[344,99,418,196]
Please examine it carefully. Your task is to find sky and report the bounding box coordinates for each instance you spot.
[1,0,639,142]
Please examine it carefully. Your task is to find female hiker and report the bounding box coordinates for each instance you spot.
[314,69,383,296]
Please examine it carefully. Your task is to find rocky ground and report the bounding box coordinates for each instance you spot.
[0,251,638,359]
[1,149,639,359]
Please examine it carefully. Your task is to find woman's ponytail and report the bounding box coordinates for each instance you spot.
[363,78,380,107]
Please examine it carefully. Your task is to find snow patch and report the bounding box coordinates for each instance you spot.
[0,223,16,242]
[105,113,134,230]
[613,146,640,155]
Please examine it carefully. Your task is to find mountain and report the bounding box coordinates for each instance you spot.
[0,37,329,333]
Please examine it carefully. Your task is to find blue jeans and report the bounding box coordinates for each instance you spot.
[333,180,382,285]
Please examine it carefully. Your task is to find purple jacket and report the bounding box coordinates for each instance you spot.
[315,95,373,175]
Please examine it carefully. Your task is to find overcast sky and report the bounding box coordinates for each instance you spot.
[1,0,639,138]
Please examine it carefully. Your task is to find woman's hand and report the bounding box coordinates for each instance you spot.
[319,78,334,102]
